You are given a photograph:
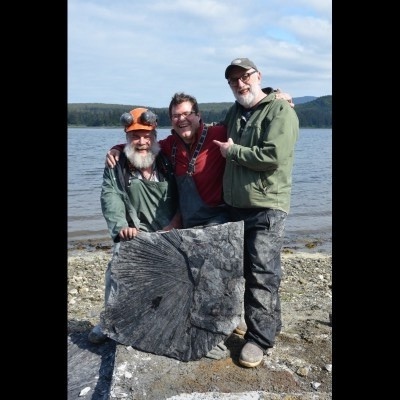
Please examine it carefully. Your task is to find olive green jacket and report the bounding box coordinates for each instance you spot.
[100,152,178,242]
[222,93,299,213]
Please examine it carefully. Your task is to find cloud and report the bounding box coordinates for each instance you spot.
[68,0,332,107]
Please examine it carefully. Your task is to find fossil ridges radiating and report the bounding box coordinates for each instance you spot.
[101,221,245,361]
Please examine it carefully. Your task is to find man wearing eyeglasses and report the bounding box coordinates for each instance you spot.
[213,57,300,368]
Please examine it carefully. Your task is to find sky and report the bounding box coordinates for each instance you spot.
[68,0,332,108]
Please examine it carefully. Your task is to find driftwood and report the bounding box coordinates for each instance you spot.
[101,221,244,361]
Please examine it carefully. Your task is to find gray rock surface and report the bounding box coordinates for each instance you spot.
[68,333,115,399]
[101,222,245,361]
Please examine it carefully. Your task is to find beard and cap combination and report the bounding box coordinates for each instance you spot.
[124,138,161,170]
[120,107,160,170]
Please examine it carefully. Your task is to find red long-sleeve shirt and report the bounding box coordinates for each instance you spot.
[112,123,227,206]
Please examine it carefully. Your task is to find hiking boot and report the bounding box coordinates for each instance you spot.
[234,319,247,336]
[239,342,264,368]
[88,324,108,344]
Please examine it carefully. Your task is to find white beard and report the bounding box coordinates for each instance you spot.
[124,141,161,169]
[234,90,256,108]
[233,84,261,108]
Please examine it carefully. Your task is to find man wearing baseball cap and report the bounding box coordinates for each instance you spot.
[214,57,299,367]
[89,107,181,344]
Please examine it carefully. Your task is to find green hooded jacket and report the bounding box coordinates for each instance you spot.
[222,93,299,213]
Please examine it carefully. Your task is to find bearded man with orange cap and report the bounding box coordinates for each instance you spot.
[88,107,181,344]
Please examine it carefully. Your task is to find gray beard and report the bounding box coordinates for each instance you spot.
[124,141,161,169]
[234,92,255,108]
[234,86,259,108]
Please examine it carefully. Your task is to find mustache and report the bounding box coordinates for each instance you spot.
[124,141,161,169]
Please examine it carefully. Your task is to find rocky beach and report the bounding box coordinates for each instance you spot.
[67,237,332,400]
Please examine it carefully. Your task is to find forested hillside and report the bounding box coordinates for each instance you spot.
[68,95,331,128]
[294,96,332,128]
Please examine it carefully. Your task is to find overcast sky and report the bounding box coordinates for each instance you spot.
[68,0,332,108]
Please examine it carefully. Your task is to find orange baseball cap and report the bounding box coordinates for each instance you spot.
[120,107,158,132]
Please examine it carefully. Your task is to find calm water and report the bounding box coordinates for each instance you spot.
[68,127,332,253]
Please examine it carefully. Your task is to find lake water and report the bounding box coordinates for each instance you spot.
[68,127,332,253]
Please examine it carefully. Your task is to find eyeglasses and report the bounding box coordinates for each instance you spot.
[227,70,258,87]
[171,110,196,121]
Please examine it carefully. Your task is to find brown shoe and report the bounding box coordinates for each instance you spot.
[234,319,247,336]
[239,342,264,368]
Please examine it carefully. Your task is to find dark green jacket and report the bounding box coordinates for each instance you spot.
[100,152,178,242]
[222,93,299,213]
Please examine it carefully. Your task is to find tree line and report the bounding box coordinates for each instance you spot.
[68,95,332,129]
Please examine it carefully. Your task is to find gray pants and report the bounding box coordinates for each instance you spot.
[228,207,286,350]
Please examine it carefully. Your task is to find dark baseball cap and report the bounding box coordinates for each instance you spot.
[225,58,258,79]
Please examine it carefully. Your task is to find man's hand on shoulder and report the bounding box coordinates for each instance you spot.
[106,149,120,168]
[274,89,294,108]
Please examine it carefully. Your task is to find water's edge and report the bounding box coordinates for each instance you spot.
[68,229,332,255]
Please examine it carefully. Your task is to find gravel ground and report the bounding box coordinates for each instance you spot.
[68,242,332,400]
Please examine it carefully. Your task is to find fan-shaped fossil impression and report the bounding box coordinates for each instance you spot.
[101,221,245,361]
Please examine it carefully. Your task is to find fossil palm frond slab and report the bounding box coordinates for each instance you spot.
[101,221,244,361]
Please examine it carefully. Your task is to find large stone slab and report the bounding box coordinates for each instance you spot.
[101,221,244,361]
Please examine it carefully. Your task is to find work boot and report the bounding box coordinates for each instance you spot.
[88,324,108,344]
[239,341,264,368]
[234,319,247,336]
